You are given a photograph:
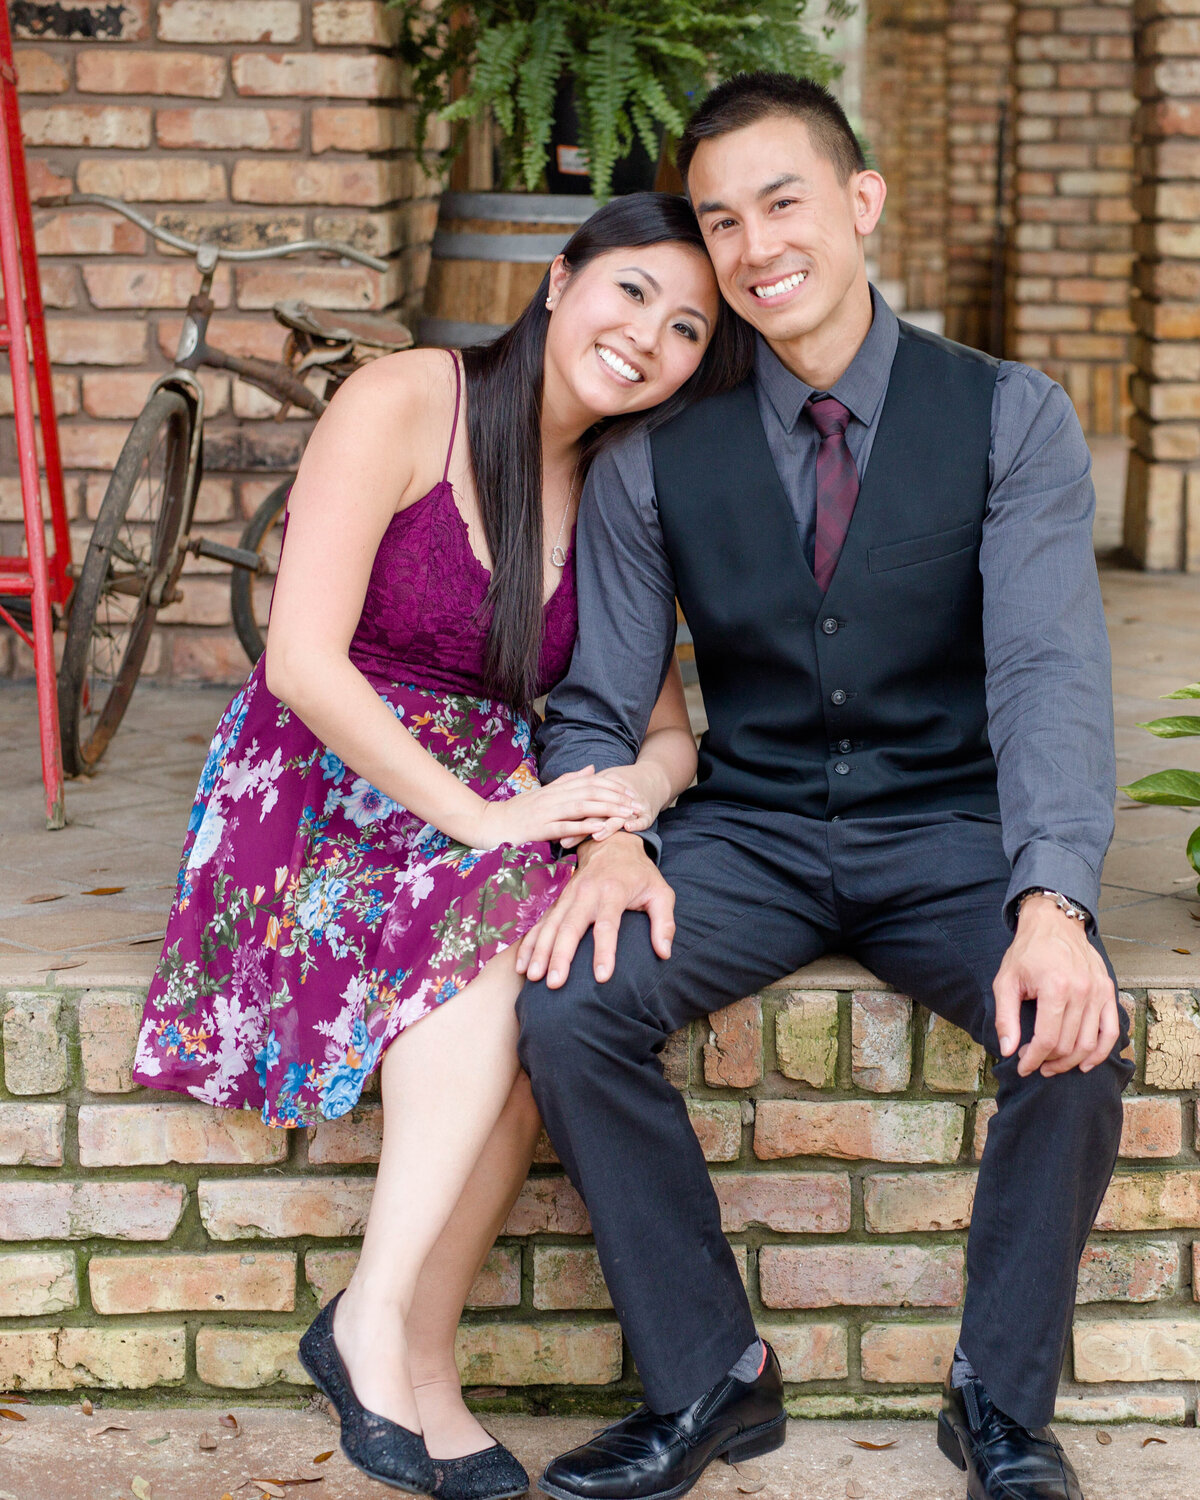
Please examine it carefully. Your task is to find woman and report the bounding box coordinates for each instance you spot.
[132,193,749,1498]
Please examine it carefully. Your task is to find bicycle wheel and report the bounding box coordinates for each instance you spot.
[230,476,290,665]
[58,388,193,775]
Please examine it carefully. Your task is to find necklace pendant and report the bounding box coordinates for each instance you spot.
[551,544,567,569]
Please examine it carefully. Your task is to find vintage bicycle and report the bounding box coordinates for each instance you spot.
[50,192,413,775]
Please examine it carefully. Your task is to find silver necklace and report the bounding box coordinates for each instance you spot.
[549,455,581,569]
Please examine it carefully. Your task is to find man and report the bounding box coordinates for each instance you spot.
[517,72,1130,1500]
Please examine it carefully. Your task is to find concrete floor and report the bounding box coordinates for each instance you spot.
[0,1405,1197,1500]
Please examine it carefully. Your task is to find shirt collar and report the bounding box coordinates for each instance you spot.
[753,284,900,434]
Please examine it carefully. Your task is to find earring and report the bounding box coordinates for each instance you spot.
[545,297,554,309]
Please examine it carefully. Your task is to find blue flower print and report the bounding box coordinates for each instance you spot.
[297,872,350,938]
[254,1029,280,1088]
[341,777,400,828]
[281,1061,310,1096]
[320,1065,364,1118]
[319,749,344,781]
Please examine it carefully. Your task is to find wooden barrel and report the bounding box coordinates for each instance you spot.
[420,191,597,349]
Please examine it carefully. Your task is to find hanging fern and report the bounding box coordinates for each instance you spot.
[390,0,847,201]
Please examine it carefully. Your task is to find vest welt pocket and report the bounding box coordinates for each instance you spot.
[867,520,980,573]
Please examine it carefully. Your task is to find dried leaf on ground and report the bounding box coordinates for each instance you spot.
[80,1398,93,1415]
[250,1484,286,1498]
[219,1413,240,1432]
[145,1431,171,1445]
[846,1483,865,1499]
[83,886,126,895]
[0,1395,29,1404]
[849,1438,897,1450]
[1172,947,1191,954]
[86,1423,131,1439]
[1096,1431,1112,1445]
[312,1452,334,1464]
[1142,1436,1167,1447]
[37,959,84,972]
[737,1482,766,1494]
[199,1432,218,1451]
[24,893,63,904]
[0,1409,25,1422]
[0,1433,11,1445]
[131,1478,152,1500]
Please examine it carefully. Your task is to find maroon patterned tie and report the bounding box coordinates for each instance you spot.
[808,394,859,592]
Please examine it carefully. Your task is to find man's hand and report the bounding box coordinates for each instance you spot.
[993,895,1120,1077]
[515,832,675,988]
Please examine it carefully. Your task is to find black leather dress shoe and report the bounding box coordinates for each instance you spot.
[539,1343,786,1500]
[938,1373,1083,1499]
[298,1291,435,1494]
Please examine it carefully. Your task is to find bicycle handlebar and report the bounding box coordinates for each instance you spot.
[45,193,389,272]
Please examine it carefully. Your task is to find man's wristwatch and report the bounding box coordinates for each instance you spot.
[1017,888,1090,924]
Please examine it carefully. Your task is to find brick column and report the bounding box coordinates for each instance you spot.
[4,0,442,683]
[1009,0,1136,435]
[1125,3,1200,570]
[944,0,1016,352]
[863,0,908,290]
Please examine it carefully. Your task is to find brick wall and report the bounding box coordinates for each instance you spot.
[0,972,1196,1415]
[1,0,442,684]
[1008,0,1137,435]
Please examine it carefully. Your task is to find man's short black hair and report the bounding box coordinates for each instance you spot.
[676,71,867,187]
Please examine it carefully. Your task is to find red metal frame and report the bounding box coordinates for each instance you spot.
[0,0,72,828]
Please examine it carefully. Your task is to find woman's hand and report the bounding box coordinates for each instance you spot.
[557,762,671,849]
[472,766,646,851]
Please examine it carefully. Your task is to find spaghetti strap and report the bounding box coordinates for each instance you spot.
[442,350,462,485]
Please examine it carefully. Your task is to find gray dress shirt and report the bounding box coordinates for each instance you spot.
[537,288,1116,924]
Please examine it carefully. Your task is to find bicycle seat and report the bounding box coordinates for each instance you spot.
[272,299,414,351]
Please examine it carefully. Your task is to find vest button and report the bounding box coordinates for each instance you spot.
[831,689,847,705]
[834,761,850,775]
[838,739,852,753]
[831,814,842,822]
[821,617,839,635]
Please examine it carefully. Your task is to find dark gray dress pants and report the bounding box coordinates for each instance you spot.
[516,800,1132,1430]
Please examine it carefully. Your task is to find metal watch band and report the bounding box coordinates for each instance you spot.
[1018,888,1089,924]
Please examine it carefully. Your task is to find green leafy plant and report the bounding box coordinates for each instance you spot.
[390,0,848,201]
[1120,680,1200,894]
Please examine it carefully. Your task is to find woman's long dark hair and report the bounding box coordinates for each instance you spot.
[461,191,753,709]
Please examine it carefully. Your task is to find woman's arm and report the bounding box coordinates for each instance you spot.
[265,351,637,850]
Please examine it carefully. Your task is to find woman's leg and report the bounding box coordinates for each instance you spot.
[407,1070,542,1458]
[332,946,526,1431]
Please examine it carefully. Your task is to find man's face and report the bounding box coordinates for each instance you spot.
[688,116,882,346]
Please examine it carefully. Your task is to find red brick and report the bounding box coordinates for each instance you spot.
[157,107,302,152]
[774,990,839,1087]
[759,1245,965,1309]
[312,105,410,154]
[199,1177,370,1240]
[13,48,69,94]
[35,265,79,310]
[13,1,149,41]
[231,52,402,100]
[313,0,403,46]
[534,1247,611,1310]
[1095,1172,1200,1231]
[851,992,913,1092]
[196,1327,307,1389]
[0,1181,184,1241]
[81,370,227,423]
[1076,1240,1179,1304]
[170,631,260,684]
[1119,1096,1184,1158]
[57,423,133,470]
[1145,990,1200,1091]
[76,156,226,203]
[158,313,286,362]
[704,997,763,1088]
[21,105,151,149]
[82,262,233,310]
[456,1323,622,1386]
[860,1322,958,1383]
[34,210,145,257]
[0,1252,77,1317]
[26,157,73,203]
[0,1327,184,1391]
[77,50,225,98]
[78,1103,287,1167]
[754,1100,965,1163]
[863,1170,978,1233]
[689,1101,743,1162]
[0,1103,65,1166]
[308,1104,382,1164]
[158,0,301,43]
[235,263,391,313]
[759,1323,848,1382]
[304,1246,521,1310]
[90,1251,295,1314]
[715,1172,851,1234]
[503,1176,590,1236]
[48,318,146,368]
[231,157,404,207]
[1074,1320,1200,1382]
[923,1014,987,1093]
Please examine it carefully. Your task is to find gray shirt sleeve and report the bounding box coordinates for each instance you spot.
[536,432,678,800]
[982,363,1115,926]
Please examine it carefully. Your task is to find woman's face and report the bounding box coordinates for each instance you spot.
[543,243,720,421]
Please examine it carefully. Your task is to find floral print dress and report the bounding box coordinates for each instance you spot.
[132,358,577,1126]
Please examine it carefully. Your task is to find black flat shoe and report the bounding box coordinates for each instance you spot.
[539,1342,786,1500]
[938,1372,1083,1499]
[298,1291,436,1494]
[431,1439,529,1500]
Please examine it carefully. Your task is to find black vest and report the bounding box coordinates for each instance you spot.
[649,323,1001,820]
